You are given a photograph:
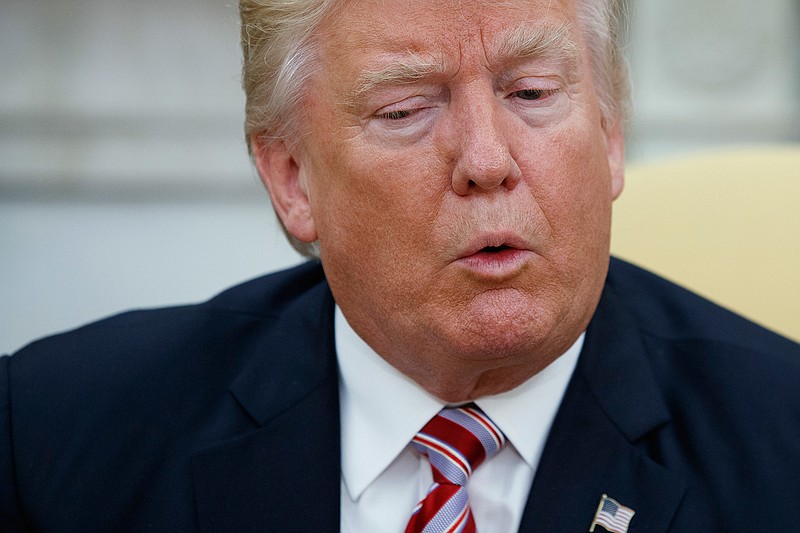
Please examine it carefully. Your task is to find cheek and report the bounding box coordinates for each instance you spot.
[521,122,614,257]
[310,142,444,261]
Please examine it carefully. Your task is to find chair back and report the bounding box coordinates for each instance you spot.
[611,145,800,341]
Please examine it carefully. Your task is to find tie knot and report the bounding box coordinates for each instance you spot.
[411,403,507,486]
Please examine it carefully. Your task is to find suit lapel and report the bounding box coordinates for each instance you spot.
[189,261,692,531]
[191,279,342,532]
[519,282,687,533]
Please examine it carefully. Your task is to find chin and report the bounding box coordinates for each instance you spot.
[441,290,564,361]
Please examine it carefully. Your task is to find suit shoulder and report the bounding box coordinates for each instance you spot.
[2,261,330,530]
[205,259,326,315]
[606,257,800,360]
[8,260,328,378]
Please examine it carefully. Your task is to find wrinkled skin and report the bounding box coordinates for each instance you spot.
[254,0,624,402]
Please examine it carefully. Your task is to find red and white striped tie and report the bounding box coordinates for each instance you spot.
[405,403,507,533]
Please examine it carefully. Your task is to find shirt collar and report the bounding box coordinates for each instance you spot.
[336,305,582,501]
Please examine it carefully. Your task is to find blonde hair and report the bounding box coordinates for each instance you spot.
[239,0,630,256]
[240,0,338,148]
[574,0,631,130]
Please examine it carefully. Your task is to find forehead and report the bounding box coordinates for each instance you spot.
[318,0,581,61]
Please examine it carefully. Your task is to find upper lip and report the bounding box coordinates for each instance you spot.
[458,232,531,258]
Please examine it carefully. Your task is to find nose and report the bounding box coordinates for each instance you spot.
[450,94,521,196]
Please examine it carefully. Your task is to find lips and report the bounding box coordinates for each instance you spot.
[460,233,531,258]
[467,245,525,261]
[456,233,534,279]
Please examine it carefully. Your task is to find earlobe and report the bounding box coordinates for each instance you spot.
[605,122,625,201]
[250,133,318,243]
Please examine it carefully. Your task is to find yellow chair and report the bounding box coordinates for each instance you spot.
[611,145,800,342]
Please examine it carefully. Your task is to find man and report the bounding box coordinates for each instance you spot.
[2,0,799,531]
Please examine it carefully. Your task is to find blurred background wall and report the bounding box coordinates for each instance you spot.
[2,0,799,353]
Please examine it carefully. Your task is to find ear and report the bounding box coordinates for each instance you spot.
[605,121,625,201]
[251,133,318,243]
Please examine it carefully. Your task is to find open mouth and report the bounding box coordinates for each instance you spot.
[456,233,532,276]
[480,244,513,254]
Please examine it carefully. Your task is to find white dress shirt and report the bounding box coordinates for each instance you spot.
[336,306,582,532]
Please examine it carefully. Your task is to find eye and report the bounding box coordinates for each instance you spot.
[373,97,430,122]
[512,88,555,101]
[378,109,415,120]
[372,96,436,129]
[504,78,569,125]
[367,93,441,141]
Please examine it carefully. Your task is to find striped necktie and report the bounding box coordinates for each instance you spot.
[405,403,507,533]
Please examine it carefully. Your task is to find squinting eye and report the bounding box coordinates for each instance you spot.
[514,89,550,100]
[379,109,413,120]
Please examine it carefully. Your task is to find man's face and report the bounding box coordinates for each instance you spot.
[259,0,624,399]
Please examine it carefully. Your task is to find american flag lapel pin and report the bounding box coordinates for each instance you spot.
[589,494,636,533]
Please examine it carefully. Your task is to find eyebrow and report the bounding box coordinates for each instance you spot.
[351,52,446,103]
[348,22,581,103]
[493,22,581,77]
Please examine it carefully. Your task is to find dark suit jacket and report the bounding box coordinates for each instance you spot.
[2,258,799,532]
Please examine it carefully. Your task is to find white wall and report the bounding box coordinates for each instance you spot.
[1,199,303,353]
[2,0,799,353]
[1,1,304,353]
[626,0,800,159]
